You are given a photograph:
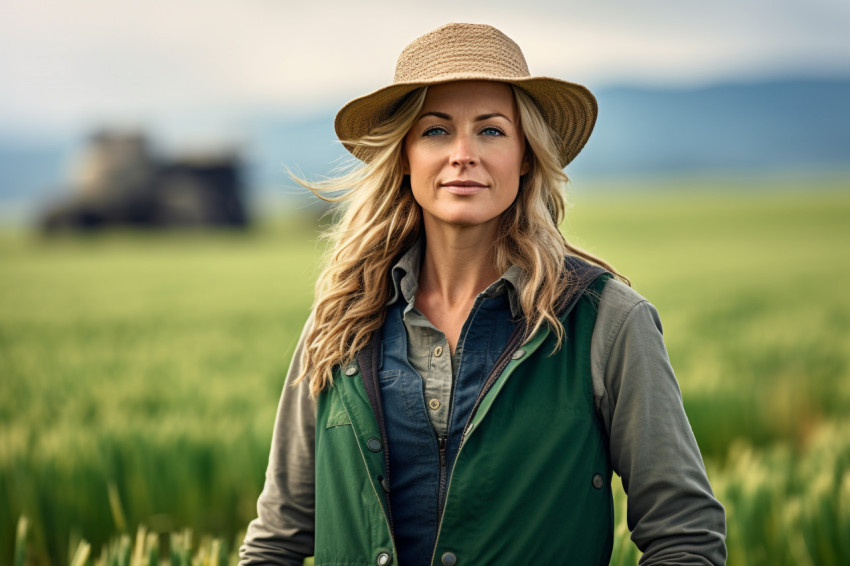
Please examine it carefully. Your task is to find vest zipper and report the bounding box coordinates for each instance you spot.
[437,433,448,517]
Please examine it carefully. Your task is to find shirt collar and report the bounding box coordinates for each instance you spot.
[386,241,524,319]
[387,239,423,307]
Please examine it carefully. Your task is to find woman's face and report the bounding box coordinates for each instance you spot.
[404,81,528,234]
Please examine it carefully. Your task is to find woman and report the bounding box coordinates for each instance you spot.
[240,23,726,566]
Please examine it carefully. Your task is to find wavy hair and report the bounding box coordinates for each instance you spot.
[295,85,625,396]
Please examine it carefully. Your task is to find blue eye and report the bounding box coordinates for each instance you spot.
[423,126,448,136]
[481,126,505,136]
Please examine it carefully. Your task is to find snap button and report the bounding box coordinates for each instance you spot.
[367,437,382,452]
[344,364,358,376]
[429,398,441,410]
[441,552,457,566]
[376,551,392,565]
[434,345,443,357]
[592,473,605,490]
[511,349,526,360]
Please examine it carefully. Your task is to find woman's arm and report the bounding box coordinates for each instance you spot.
[591,279,727,565]
[239,317,316,566]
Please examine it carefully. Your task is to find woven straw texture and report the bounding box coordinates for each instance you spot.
[335,23,597,168]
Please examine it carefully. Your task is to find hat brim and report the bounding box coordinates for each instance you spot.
[334,75,597,168]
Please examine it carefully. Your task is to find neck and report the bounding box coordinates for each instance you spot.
[418,220,502,308]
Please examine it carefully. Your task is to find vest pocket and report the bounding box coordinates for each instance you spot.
[325,411,351,428]
[325,390,352,429]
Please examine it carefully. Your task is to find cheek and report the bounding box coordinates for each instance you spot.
[497,152,526,188]
[406,167,427,205]
[406,149,439,188]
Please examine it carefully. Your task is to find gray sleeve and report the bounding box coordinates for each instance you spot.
[591,279,727,565]
[239,316,316,566]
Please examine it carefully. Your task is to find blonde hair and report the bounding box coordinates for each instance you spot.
[296,85,625,396]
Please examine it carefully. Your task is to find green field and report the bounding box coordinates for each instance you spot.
[2,182,850,565]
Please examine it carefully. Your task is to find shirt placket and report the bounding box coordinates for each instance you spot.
[404,309,453,436]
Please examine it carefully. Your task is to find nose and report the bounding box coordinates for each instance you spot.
[450,133,477,167]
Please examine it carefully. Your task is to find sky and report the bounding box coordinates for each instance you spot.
[1,0,849,143]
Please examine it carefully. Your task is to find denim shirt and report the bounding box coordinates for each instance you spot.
[379,243,521,566]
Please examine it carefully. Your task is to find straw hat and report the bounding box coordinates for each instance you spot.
[334,23,597,168]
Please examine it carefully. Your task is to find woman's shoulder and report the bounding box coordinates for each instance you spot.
[593,278,664,349]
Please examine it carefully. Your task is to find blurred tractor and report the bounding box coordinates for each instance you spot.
[40,130,249,231]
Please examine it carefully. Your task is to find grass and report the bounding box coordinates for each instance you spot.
[13,517,238,566]
[0,222,321,564]
[2,182,849,564]
[564,186,850,458]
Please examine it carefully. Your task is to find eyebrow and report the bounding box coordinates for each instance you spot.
[417,111,513,123]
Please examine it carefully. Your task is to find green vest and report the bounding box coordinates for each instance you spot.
[315,275,614,565]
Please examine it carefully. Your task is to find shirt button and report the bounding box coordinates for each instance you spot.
[441,552,457,566]
[344,364,358,376]
[429,398,441,410]
[511,349,526,360]
[592,473,605,490]
[376,552,392,565]
[367,437,382,452]
[434,345,443,357]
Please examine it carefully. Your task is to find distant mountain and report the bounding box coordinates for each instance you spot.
[574,77,850,177]
[1,77,848,224]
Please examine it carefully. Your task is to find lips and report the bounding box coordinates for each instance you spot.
[441,180,487,195]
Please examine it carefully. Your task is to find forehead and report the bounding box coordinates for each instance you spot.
[419,81,517,117]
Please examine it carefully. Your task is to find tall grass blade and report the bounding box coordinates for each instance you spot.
[108,481,128,533]
[69,540,91,566]
[14,517,28,566]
